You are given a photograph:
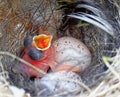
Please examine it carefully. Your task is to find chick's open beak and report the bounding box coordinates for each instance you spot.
[33,34,52,51]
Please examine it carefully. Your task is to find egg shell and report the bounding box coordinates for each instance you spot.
[51,36,91,72]
[35,71,82,96]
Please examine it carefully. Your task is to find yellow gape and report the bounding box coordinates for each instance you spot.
[33,34,52,51]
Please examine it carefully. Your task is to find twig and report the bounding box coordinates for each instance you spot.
[102,56,120,80]
[88,81,105,97]
[95,82,120,96]
[0,51,46,75]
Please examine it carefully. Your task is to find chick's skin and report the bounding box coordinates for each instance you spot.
[20,46,55,78]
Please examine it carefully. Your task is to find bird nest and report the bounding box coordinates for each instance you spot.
[0,0,120,97]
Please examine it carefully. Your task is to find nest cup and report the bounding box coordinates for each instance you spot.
[0,0,120,97]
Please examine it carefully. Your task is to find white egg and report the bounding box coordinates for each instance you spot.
[53,36,91,72]
[35,71,82,96]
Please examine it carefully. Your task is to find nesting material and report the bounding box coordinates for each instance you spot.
[0,77,31,97]
[0,0,120,97]
[0,57,31,97]
[72,48,120,97]
[51,36,91,72]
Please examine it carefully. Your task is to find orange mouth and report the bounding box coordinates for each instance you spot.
[33,34,52,51]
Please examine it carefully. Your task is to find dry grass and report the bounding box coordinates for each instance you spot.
[0,49,120,97]
[0,53,31,97]
[74,48,120,97]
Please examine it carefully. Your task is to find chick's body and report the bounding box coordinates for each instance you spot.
[20,35,91,77]
[20,45,55,78]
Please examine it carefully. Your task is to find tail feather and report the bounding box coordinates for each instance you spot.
[68,12,114,36]
[66,1,120,37]
[76,4,104,17]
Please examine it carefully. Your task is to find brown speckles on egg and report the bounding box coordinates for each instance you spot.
[53,36,91,72]
[82,62,85,65]
[65,41,67,43]
[82,47,84,50]
[77,44,81,48]
[37,71,82,96]
[56,43,59,46]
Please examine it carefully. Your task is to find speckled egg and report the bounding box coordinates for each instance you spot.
[50,36,91,72]
[35,71,82,97]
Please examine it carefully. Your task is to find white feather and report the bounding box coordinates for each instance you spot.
[68,13,114,36]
